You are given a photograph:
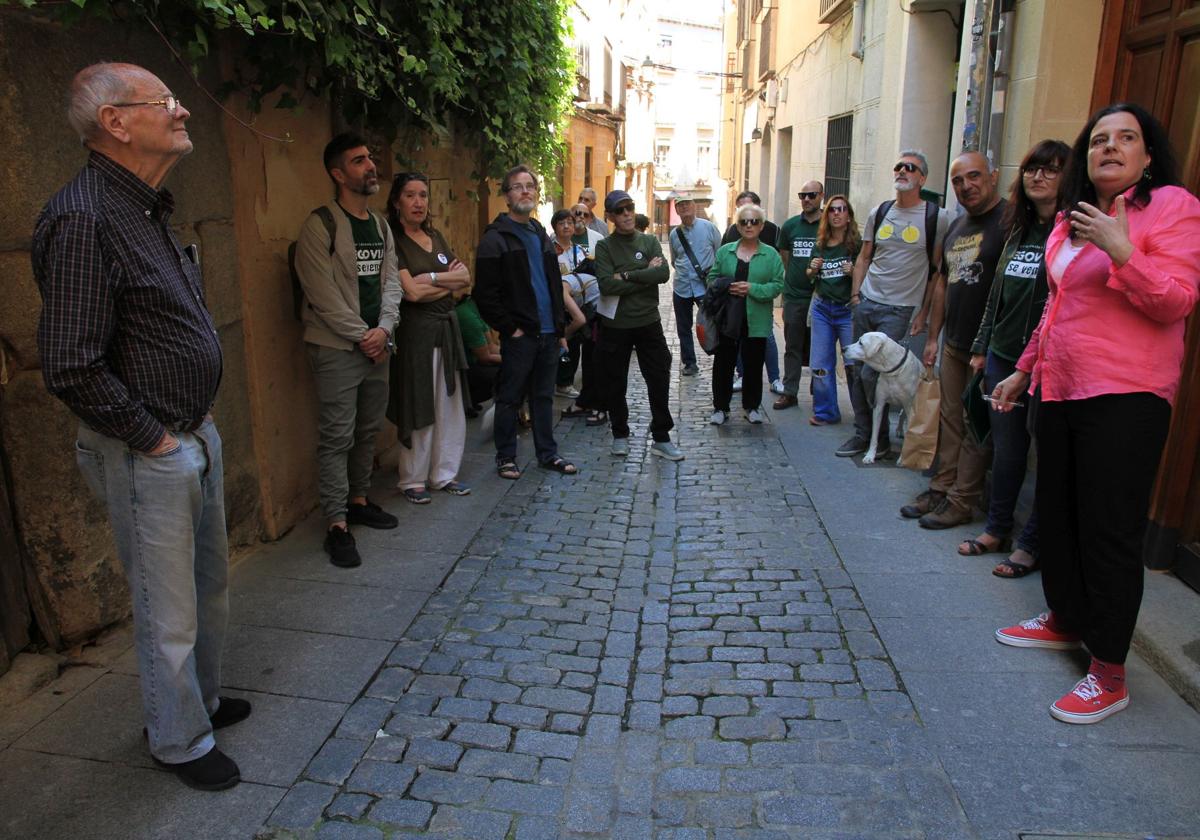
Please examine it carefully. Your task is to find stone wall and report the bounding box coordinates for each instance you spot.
[0,9,488,649]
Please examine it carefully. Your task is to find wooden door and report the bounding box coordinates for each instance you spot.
[0,437,31,676]
[1092,0,1200,573]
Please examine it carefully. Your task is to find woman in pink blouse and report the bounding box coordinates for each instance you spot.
[991,103,1200,725]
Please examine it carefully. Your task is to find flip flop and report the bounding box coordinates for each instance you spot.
[585,411,608,427]
[561,405,590,418]
[992,557,1040,578]
[540,457,578,475]
[958,537,1011,556]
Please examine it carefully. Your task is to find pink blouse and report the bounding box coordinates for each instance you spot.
[1017,185,1200,406]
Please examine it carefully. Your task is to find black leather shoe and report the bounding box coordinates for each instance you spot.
[324,528,362,568]
[210,697,252,730]
[154,747,240,791]
[346,499,399,529]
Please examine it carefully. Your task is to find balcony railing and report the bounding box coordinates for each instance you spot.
[818,0,853,24]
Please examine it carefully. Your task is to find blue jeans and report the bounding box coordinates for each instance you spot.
[672,293,703,368]
[849,296,916,443]
[737,331,779,382]
[75,419,229,764]
[983,351,1038,553]
[495,332,560,464]
[809,297,854,423]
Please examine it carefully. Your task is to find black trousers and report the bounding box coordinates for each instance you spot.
[598,320,675,441]
[1036,392,1170,664]
[713,332,766,412]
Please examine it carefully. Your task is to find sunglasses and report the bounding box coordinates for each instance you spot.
[893,162,920,174]
[612,205,636,215]
[738,218,764,227]
[797,191,820,200]
[572,210,587,217]
[827,206,849,214]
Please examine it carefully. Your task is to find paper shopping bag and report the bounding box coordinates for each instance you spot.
[898,366,940,471]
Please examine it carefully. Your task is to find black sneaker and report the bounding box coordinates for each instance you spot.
[209,697,252,730]
[835,435,870,457]
[153,746,240,791]
[346,499,398,529]
[324,528,362,568]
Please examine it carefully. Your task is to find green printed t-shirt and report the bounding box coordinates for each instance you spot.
[778,215,819,303]
[812,242,854,304]
[342,208,384,328]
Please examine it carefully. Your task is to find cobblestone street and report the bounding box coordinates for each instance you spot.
[3,295,1200,839]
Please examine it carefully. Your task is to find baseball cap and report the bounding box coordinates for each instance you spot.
[604,190,635,213]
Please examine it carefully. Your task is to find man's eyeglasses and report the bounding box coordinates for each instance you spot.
[507,181,538,194]
[111,95,182,118]
[1022,164,1062,180]
[797,191,820,200]
[893,162,920,174]
[572,210,589,218]
[738,218,764,227]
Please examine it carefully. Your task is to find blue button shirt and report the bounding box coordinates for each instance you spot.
[669,219,722,298]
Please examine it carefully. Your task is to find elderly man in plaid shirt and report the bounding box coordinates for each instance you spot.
[32,63,246,791]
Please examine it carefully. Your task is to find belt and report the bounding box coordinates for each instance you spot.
[164,416,207,434]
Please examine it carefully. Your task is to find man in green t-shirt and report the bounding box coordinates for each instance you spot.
[775,180,823,409]
[294,133,403,570]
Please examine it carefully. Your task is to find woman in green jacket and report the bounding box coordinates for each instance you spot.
[706,203,785,424]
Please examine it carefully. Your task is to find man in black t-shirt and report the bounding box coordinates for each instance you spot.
[904,151,1006,529]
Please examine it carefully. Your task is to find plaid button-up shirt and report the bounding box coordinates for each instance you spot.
[32,152,223,451]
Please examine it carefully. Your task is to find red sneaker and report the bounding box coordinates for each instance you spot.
[1050,673,1129,724]
[994,612,1082,650]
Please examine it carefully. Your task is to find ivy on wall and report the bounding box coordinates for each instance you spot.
[11,0,576,179]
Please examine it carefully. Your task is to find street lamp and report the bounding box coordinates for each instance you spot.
[750,127,762,141]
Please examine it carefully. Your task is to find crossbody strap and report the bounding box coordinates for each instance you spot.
[675,225,705,277]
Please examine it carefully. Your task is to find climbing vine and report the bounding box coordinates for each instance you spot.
[10,0,576,179]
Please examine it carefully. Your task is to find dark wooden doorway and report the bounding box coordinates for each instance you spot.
[1092,0,1200,583]
[0,435,33,675]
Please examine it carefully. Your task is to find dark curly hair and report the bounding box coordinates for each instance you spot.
[1060,102,1180,213]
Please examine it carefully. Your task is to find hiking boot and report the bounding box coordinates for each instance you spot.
[324,527,362,568]
[900,489,946,519]
[995,612,1082,650]
[346,499,398,529]
[1050,674,1129,724]
[918,497,973,529]
[835,435,869,457]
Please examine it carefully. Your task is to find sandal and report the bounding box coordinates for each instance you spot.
[439,481,471,496]
[958,536,1011,556]
[585,410,608,427]
[402,487,432,505]
[540,457,578,475]
[809,416,837,426]
[561,405,590,418]
[992,557,1040,578]
[496,460,522,480]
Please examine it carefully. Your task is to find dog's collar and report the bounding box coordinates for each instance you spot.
[882,349,912,375]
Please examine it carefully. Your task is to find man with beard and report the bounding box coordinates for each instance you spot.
[475,165,578,479]
[294,132,402,568]
[775,181,824,408]
[837,150,950,459]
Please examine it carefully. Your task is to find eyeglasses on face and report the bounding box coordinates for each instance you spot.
[738,218,764,227]
[507,181,538,194]
[572,210,586,217]
[828,205,849,214]
[612,205,636,215]
[1021,164,1062,180]
[893,162,920,174]
[797,191,820,200]
[112,94,182,118]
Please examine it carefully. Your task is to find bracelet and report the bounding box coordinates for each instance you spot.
[431,272,438,286]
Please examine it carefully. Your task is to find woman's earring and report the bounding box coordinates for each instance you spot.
[1143,167,1152,182]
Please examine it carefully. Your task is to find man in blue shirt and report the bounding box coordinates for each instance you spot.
[668,196,722,376]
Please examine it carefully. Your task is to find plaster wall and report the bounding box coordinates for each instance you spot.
[565,115,619,209]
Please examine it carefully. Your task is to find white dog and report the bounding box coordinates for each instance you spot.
[842,331,924,464]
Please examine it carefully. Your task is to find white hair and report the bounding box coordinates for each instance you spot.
[67,63,141,144]
[898,148,929,176]
[734,203,766,223]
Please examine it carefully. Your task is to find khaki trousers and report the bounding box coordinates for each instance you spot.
[930,344,992,511]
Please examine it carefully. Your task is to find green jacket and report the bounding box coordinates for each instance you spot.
[707,242,784,338]
[595,231,670,328]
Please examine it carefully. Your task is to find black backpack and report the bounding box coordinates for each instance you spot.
[870,199,941,278]
[287,206,337,321]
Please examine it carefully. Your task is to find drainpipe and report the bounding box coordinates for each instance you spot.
[961,0,992,152]
[851,0,866,60]
[985,0,1015,169]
